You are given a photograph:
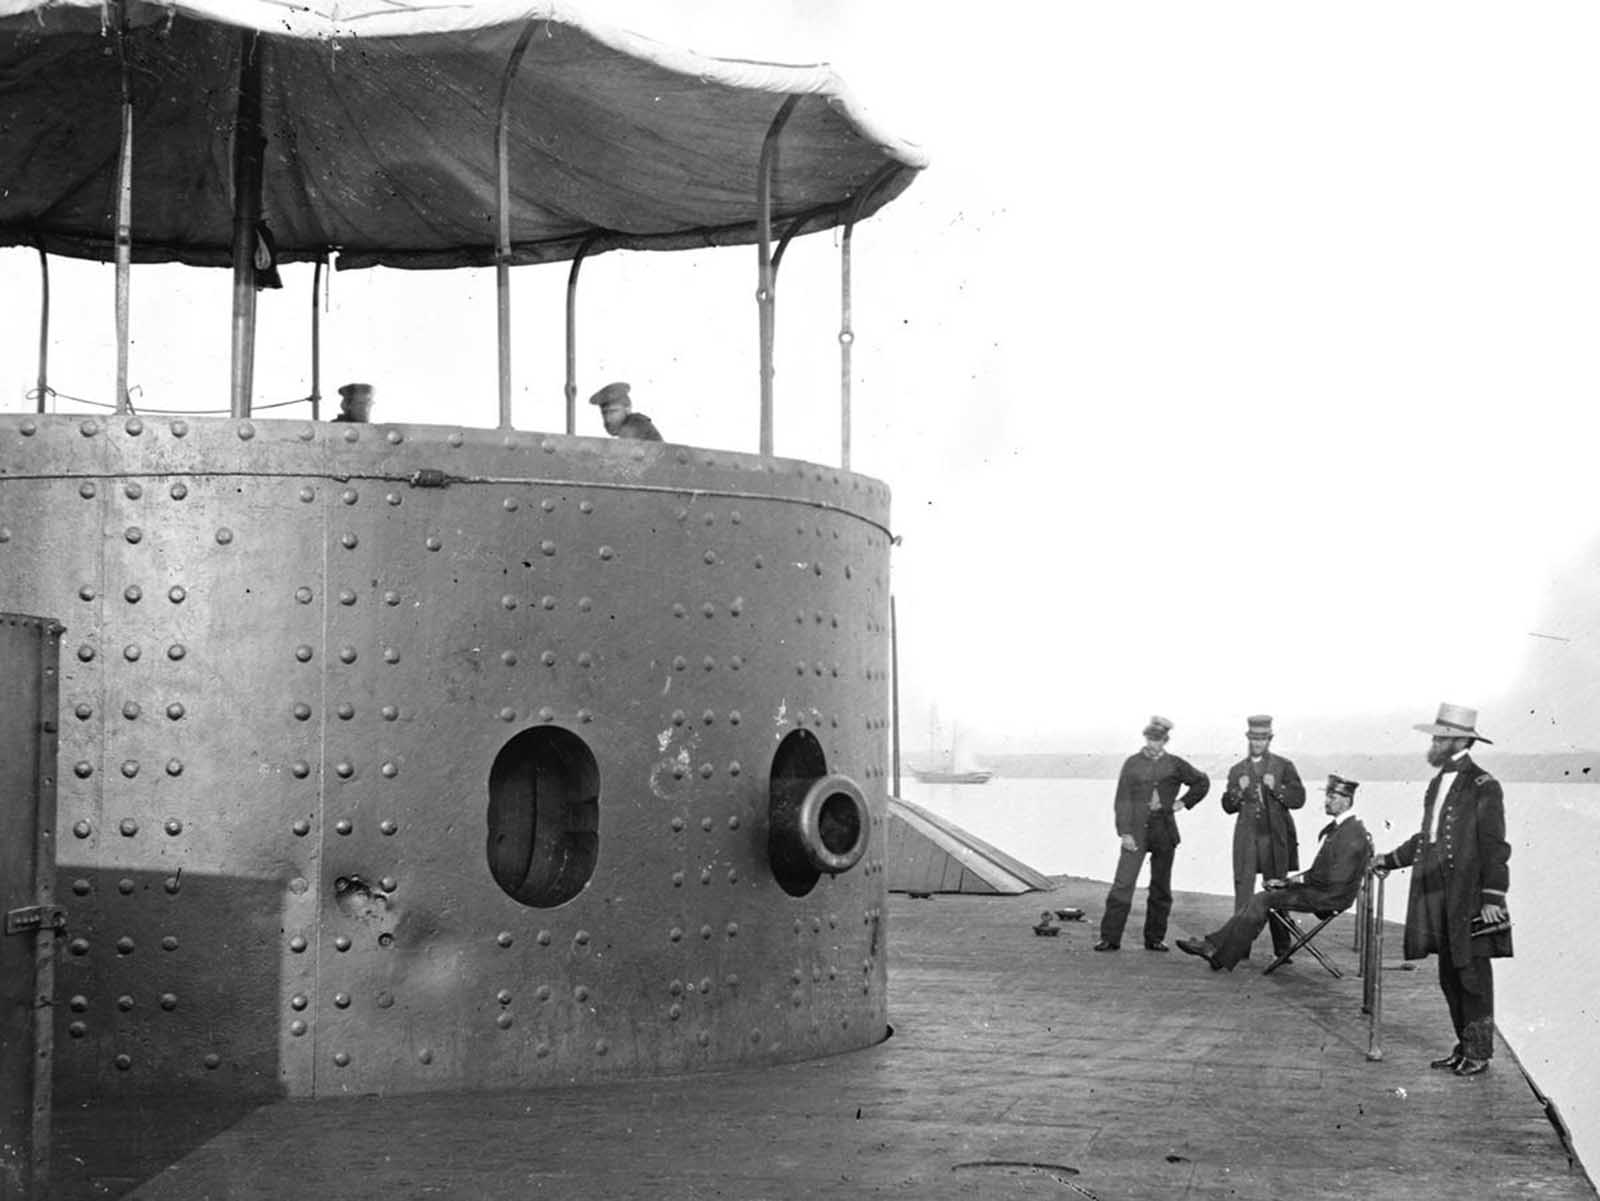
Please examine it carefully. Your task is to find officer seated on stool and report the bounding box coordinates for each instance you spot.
[589,381,662,441]
[1177,774,1372,971]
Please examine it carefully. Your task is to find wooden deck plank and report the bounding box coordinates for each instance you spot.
[45,877,1588,1200]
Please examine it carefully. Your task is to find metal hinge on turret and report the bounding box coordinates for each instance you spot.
[5,905,67,935]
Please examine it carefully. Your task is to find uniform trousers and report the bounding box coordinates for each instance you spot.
[1439,934,1496,1061]
[1234,831,1292,957]
[1099,819,1176,947]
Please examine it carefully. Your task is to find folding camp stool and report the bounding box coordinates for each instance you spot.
[1264,909,1344,977]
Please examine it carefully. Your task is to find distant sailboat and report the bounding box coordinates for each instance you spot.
[911,713,994,784]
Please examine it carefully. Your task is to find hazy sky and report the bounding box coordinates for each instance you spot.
[4,1,1598,756]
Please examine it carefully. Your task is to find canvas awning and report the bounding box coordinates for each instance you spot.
[0,1,926,269]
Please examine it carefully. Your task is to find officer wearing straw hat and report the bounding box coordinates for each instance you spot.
[1095,715,1210,952]
[1374,703,1512,1077]
[1220,715,1307,961]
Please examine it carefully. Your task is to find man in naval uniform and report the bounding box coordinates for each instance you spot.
[1095,715,1210,953]
[1220,714,1306,960]
[590,381,663,441]
[1374,703,1512,1077]
[332,381,374,423]
[1178,774,1371,971]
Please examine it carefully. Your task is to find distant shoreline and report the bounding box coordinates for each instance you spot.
[972,751,1600,784]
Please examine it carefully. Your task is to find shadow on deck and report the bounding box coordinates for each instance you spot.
[71,880,1593,1200]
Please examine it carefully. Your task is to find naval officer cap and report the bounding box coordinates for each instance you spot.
[1325,774,1359,799]
[1142,715,1174,740]
[589,381,631,407]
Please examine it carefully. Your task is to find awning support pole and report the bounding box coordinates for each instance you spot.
[495,24,539,431]
[838,164,900,471]
[756,95,800,456]
[112,5,134,415]
[35,246,49,413]
[309,256,324,420]
[564,235,597,435]
[228,32,263,419]
[890,593,902,797]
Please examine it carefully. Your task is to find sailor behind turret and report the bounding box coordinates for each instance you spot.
[590,381,662,441]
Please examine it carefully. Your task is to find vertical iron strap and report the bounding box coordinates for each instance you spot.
[34,246,48,414]
[564,236,596,436]
[228,31,264,418]
[495,23,540,431]
[756,95,801,456]
[113,6,133,415]
[890,594,901,797]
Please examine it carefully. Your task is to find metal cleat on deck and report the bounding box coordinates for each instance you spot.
[1033,911,1062,936]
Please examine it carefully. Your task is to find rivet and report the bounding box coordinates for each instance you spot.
[576,652,592,667]
[703,551,717,565]
[496,932,513,948]
[594,1039,609,1056]
[383,647,400,664]
[535,1041,551,1059]
[541,595,556,610]
[541,540,556,556]
[292,702,312,722]
[386,492,401,506]
[73,760,93,779]
[496,1012,513,1029]
[730,711,741,725]
[80,481,97,499]
[290,1020,307,1036]
[727,815,740,830]
[203,1053,221,1070]
[335,818,352,834]
[18,419,35,435]
[700,925,713,941]
[669,927,683,943]
[536,985,552,1002]
[418,1048,433,1064]
[343,426,359,443]
[380,819,398,835]
[160,993,178,1011]
[291,762,311,780]
[671,871,685,887]
[119,818,138,836]
[299,486,316,503]
[700,868,712,885]
[164,818,182,836]
[168,584,187,604]
[72,821,91,838]
[499,707,516,722]
[334,936,351,952]
[289,935,308,952]
[68,938,90,956]
[338,646,357,664]
[573,985,589,1002]
[335,762,354,780]
[670,817,684,832]
[381,705,399,721]
[380,877,397,893]
[501,594,518,610]
[118,877,135,894]
[295,644,313,662]
[125,480,143,500]
[73,878,91,895]
[703,657,716,671]
[578,597,593,612]
[573,930,590,946]
[577,708,593,723]
[341,488,359,505]
[579,500,593,514]
[78,584,97,602]
[538,706,555,722]
[334,993,351,1009]
[541,499,555,513]
[338,588,357,606]
[541,650,556,666]
[162,935,178,951]
[727,868,739,883]
[672,603,686,619]
[673,656,687,672]
[80,418,101,437]
[697,1031,710,1047]
[116,937,134,955]
[297,424,315,442]
[448,431,464,447]
[122,700,140,720]
[341,532,359,549]
[385,591,401,606]
[726,923,740,938]
[114,1054,132,1071]
[425,535,441,551]
[700,817,713,832]
[215,527,233,545]
[166,702,185,720]
[729,761,742,777]
[699,763,714,779]
[77,644,95,662]
[237,421,255,441]
[730,597,744,615]
[334,1051,351,1067]
[503,496,519,511]
[536,929,552,946]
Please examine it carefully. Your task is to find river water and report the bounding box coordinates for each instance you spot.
[900,774,1600,1177]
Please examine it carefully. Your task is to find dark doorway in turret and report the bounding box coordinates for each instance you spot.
[768,729,869,897]
[487,727,599,907]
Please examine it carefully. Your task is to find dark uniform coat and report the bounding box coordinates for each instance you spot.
[1380,755,1512,964]
[1112,751,1209,853]
[1220,751,1305,877]
[615,412,663,441]
[1278,815,1372,915]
